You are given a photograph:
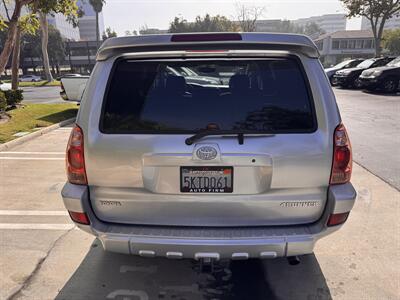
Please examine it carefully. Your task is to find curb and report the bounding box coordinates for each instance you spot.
[0,117,75,152]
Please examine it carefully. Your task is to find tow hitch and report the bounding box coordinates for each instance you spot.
[287,256,301,265]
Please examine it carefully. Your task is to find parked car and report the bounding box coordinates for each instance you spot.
[56,73,83,81]
[325,59,364,85]
[19,75,42,82]
[59,76,89,101]
[61,33,356,264]
[359,56,400,93]
[334,57,396,88]
[0,80,11,91]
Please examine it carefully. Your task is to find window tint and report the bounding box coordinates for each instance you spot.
[101,58,316,133]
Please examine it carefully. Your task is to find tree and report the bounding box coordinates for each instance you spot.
[383,29,400,54]
[340,0,400,56]
[303,22,325,39]
[89,0,105,43]
[139,25,166,35]
[0,0,34,76]
[47,25,66,72]
[169,14,238,33]
[0,0,79,80]
[38,12,53,81]
[102,26,117,40]
[235,2,265,32]
[124,30,137,36]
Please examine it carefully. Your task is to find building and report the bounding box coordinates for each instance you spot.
[47,14,80,41]
[314,30,375,66]
[292,14,347,33]
[77,0,105,41]
[361,15,400,30]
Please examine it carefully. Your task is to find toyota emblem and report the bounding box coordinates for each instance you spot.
[196,146,218,160]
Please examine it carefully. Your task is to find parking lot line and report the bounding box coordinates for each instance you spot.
[0,157,64,160]
[0,224,75,230]
[0,210,69,216]
[0,151,65,155]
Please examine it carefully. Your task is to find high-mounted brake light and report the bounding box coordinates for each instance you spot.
[66,124,87,185]
[171,33,242,42]
[330,124,352,184]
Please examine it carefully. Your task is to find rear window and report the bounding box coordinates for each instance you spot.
[101,58,316,133]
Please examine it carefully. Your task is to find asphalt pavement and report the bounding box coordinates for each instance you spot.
[21,86,64,104]
[334,87,400,190]
[0,88,399,300]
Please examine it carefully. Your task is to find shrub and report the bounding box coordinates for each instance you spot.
[0,91,6,111]
[5,89,23,106]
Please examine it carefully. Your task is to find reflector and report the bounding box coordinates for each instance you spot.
[327,212,349,226]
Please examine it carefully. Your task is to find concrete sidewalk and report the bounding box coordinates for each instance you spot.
[2,162,399,300]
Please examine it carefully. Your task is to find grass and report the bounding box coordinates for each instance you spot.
[2,80,61,87]
[0,104,78,143]
[18,80,61,87]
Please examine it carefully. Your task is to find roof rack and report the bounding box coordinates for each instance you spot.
[96,32,319,61]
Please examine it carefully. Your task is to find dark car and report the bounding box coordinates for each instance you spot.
[359,56,400,93]
[325,59,364,85]
[334,57,396,89]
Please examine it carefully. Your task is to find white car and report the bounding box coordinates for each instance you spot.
[19,75,42,82]
[0,81,11,91]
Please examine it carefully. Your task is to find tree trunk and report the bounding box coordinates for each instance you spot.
[0,2,23,75]
[39,12,54,82]
[375,37,382,57]
[95,12,99,43]
[11,26,21,90]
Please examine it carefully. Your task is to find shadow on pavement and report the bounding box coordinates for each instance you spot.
[37,109,78,123]
[56,239,331,300]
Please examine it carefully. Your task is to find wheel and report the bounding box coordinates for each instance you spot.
[330,76,338,86]
[31,79,35,82]
[353,78,363,89]
[381,77,398,93]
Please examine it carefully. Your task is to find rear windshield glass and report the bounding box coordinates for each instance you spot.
[101,58,316,133]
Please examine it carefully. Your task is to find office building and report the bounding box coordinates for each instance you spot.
[77,0,105,41]
[293,14,347,33]
[314,30,375,65]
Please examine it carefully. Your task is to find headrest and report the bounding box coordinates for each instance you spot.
[165,75,186,94]
[229,74,250,93]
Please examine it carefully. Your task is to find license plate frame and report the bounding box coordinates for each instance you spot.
[180,166,233,193]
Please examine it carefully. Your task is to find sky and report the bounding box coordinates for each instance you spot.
[102,0,361,36]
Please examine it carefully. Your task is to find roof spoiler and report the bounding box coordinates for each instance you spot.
[96,32,319,61]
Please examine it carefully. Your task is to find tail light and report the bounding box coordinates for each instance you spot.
[330,124,352,184]
[68,211,90,225]
[66,124,87,185]
[60,81,65,92]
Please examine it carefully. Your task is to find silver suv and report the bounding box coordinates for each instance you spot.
[62,33,356,261]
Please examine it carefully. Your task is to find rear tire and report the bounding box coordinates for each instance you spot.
[381,77,398,93]
[353,78,363,89]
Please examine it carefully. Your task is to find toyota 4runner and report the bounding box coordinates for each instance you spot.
[62,33,356,261]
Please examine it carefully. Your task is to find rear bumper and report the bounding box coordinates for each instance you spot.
[358,76,380,88]
[61,183,356,259]
[333,75,353,86]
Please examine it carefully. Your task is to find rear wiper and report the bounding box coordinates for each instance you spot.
[185,130,274,145]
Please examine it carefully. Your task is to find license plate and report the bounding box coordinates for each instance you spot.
[180,166,233,193]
